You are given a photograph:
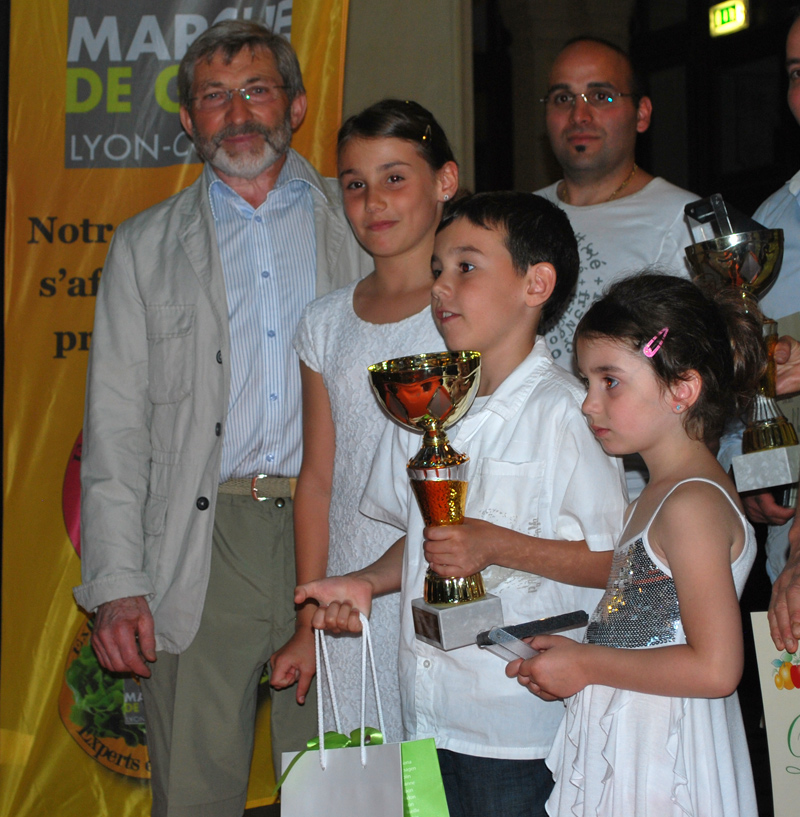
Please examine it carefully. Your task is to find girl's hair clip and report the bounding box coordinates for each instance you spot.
[642,327,669,358]
[422,124,432,142]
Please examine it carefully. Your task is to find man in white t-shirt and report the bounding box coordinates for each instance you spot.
[536,37,697,369]
[536,37,698,498]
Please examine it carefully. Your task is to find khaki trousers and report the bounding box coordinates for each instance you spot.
[141,493,317,817]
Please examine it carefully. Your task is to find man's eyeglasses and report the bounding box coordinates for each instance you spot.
[539,89,637,109]
[192,84,287,111]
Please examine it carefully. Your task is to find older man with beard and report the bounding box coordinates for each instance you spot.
[73,21,370,817]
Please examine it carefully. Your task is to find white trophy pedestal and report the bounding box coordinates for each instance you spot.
[411,594,503,651]
[732,444,800,493]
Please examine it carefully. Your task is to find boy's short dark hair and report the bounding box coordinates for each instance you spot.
[437,191,579,324]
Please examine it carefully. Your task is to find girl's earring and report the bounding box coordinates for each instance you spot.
[443,194,449,201]
[675,404,683,412]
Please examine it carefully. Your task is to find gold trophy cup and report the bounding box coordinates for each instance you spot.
[368,351,504,650]
[685,195,799,502]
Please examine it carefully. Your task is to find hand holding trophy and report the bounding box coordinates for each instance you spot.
[368,351,504,650]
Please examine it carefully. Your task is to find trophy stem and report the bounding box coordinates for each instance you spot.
[743,319,798,454]
[409,463,487,606]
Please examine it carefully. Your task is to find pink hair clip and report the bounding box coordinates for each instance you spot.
[642,327,669,358]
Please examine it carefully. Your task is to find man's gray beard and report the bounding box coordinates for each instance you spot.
[192,112,293,180]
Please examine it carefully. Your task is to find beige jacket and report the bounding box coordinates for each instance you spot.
[74,152,371,652]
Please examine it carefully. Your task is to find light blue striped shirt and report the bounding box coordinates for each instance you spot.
[207,151,318,481]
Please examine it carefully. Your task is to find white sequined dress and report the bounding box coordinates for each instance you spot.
[294,281,444,742]
[546,478,758,816]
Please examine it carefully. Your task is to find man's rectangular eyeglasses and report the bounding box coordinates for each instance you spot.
[192,84,287,111]
[539,90,637,109]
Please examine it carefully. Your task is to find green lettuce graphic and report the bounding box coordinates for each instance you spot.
[65,642,146,748]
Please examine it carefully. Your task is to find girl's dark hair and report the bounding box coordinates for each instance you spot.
[337,99,457,171]
[575,272,766,444]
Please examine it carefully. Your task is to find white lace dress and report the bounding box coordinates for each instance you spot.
[294,280,445,742]
[546,478,758,816]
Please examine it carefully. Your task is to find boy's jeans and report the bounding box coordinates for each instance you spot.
[437,748,553,817]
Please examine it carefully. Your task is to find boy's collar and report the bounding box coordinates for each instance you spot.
[476,338,552,421]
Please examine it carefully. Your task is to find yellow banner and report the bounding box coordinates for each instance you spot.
[1,2,350,814]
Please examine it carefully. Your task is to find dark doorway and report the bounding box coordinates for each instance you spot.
[631,0,800,214]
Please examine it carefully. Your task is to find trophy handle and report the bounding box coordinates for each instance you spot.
[743,319,798,454]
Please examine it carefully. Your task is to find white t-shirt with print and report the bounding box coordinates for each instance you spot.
[536,177,697,370]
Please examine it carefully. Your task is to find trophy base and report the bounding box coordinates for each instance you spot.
[732,444,800,494]
[424,568,486,605]
[411,594,503,651]
[742,415,798,452]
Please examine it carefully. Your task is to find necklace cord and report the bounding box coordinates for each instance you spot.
[558,163,638,205]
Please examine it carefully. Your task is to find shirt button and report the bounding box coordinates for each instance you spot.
[255,215,263,223]
[267,329,276,338]
[196,496,210,510]
[266,454,275,463]
[423,659,431,668]
[215,422,221,436]
[270,393,278,401]
[216,350,222,364]
[261,270,270,279]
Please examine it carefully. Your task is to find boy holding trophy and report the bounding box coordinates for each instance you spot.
[297,192,626,816]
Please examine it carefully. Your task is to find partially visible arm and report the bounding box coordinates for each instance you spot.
[423,524,612,588]
[741,490,795,526]
[769,510,800,653]
[509,483,746,700]
[270,364,336,700]
[76,227,157,613]
[296,536,406,634]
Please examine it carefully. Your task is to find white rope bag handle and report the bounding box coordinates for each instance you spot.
[314,613,386,770]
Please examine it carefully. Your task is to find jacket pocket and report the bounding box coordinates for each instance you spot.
[146,305,195,404]
[143,491,168,536]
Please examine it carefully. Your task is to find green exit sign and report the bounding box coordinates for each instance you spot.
[709,1,749,37]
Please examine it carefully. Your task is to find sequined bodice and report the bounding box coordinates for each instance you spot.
[586,536,681,648]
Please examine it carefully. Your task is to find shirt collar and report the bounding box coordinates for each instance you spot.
[479,337,554,421]
[205,148,326,217]
[788,169,800,199]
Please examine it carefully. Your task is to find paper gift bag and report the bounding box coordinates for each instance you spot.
[401,737,450,817]
[281,741,404,817]
[280,616,450,817]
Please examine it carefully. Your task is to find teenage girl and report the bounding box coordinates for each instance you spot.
[508,272,762,815]
[269,100,458,741]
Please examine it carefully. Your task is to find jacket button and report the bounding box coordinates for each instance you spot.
[196,496,210,510]
[215,422,221,436]
[216,350,222,364]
